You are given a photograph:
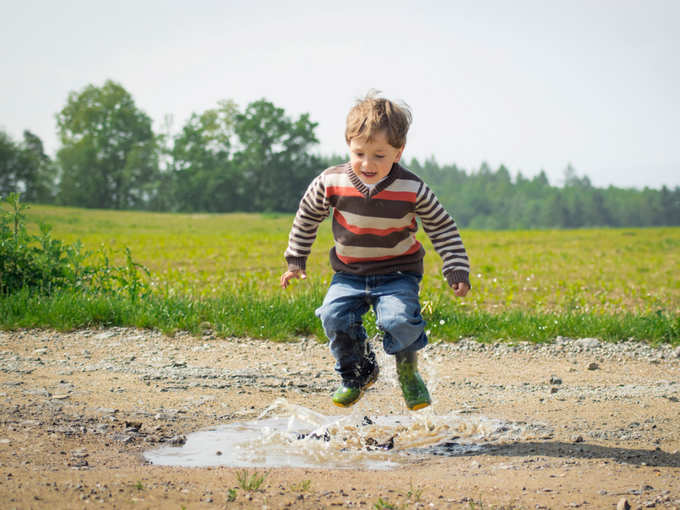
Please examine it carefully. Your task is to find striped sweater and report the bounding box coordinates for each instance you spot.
[285,163,470,287]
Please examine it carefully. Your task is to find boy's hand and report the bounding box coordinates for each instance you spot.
[280,269,307,289]
[452,281,470,297]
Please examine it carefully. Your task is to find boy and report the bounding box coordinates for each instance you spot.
[280,93,470,410]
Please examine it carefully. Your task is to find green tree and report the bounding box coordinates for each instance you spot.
[0,131,19,197]
[56,80,158,209]
[20,131,57,203]
[170,100,239,212]
[0,130,56,203]
[233,99,319,212]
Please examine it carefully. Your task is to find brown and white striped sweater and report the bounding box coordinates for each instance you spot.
[284,163,470,287]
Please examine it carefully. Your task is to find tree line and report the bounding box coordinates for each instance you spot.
[1,79,678,228]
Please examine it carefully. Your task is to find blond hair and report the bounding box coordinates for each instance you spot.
[345,91,412,148]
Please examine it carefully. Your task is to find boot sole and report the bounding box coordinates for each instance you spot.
[407,401,431,411]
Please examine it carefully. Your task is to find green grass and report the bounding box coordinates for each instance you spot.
[1,204,678,344]
[234,470,266,492]
[1,287,676,343]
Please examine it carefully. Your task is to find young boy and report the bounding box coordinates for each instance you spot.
[280,93,470,410]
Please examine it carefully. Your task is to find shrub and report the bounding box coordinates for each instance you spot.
[0,193,149,300]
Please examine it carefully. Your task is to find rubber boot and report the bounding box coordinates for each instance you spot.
[332,344,379,408]
[395,350,431,410]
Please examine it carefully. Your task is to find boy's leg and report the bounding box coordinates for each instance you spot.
[372,272,430,410]
[372,272,427,355]
[315,273,378,406]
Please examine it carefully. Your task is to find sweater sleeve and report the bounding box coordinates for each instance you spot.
[284,174,331,271]
[414,182,471,287]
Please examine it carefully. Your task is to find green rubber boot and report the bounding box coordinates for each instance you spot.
[332,384,362,407]
[395,350,431,410]
[332,362,379,408]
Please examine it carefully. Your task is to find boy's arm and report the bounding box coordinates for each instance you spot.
[414,182,471,289]
[283,174,331,273]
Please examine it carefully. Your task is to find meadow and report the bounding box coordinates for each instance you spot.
[2,204,678,343]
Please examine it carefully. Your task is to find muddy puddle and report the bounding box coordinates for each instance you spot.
[144,399,554,470]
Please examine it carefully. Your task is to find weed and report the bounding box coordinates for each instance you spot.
[406,482,423,501]
[226,488,237,502]
[290,479,312,492]
[374,498,400,510]
[235,469,266,491]
[134,480,143,490]
[0,193,150,300]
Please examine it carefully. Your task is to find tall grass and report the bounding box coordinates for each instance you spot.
[1,203,678,344]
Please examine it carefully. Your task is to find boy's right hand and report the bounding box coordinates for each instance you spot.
[280,269,307,289]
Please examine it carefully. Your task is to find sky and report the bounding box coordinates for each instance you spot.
[1,0,678,189]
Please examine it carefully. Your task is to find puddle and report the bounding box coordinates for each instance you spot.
[144,399,553,470]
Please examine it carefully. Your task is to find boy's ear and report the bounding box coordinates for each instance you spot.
[394,145,405,163]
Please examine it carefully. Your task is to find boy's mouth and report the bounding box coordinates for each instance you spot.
[361,171,377,178]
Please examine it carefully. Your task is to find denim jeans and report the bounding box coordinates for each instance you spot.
[315,271,427,381]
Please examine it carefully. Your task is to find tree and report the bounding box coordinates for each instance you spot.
[19,131,57,203]
[233,99,319,212]
[170,100,239,212]
[0,130,56,203]
[0,131,19,197]
[56,80,158,209]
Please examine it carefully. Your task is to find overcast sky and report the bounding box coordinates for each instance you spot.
[2,0,678,189]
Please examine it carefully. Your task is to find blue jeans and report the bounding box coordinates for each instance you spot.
[315,272,428,381]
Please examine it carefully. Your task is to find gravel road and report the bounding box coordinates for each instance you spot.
[0,328,678,509]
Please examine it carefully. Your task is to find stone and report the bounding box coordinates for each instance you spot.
[575,338,600,349]
[168,435,186,446]
[112,434,133,444]
[587,362,600,370]
[617,498,630,510]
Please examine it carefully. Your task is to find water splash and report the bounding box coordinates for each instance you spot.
[144,399,553,470]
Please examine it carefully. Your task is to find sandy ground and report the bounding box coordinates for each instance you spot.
[0,328,679,510]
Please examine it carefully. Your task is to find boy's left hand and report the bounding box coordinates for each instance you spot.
[452,282,470,297]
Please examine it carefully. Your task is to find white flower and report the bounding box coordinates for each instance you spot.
[439,319,445,325]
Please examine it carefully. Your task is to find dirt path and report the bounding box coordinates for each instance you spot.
[1,328,679,509]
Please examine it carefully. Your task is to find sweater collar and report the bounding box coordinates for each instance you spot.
[345,162,400,198]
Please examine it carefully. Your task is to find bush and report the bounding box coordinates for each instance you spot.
[0,193,150,300]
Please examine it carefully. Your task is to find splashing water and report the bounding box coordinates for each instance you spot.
[144,399,553,470]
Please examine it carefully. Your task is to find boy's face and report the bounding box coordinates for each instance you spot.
[348,131,404,185]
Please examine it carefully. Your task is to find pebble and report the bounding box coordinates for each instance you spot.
[587,362,600,370]
[575,338,600,350]
[617,498,631,510]
[168,435,186,446]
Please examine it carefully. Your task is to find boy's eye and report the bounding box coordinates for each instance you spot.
[355,152,364,157]
[375,155,384,159]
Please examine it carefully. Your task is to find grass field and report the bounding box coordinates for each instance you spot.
[3,204,679,343]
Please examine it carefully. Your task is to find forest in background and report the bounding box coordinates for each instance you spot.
[2,80,679,229]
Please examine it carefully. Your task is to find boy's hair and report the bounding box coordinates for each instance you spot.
[345,91,412,148]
